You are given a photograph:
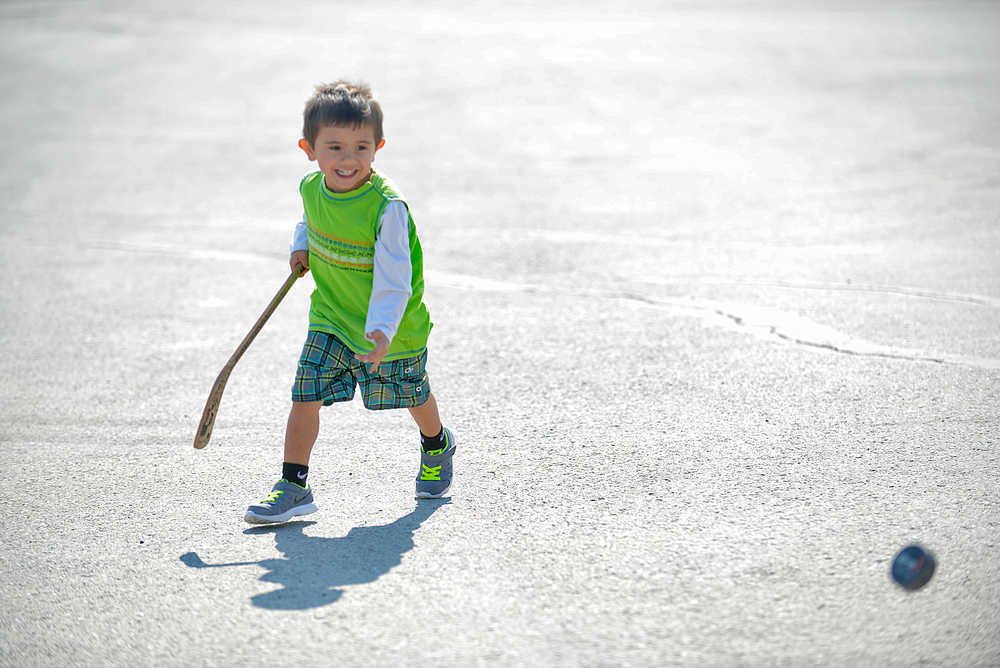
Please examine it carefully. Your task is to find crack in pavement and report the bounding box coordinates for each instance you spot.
[427,271,1000,371]
[626,292,1000,371]
[710,307,947,365]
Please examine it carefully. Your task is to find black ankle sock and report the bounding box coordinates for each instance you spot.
[420,428,446,452]
[282,462,309,487]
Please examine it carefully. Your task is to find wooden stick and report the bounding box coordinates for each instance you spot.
[193,268,303,449]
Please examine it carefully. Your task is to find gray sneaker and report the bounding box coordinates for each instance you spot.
[244,479,318,524]
[415,427,456,499]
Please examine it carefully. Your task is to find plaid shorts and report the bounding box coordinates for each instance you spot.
[292,331,431,410]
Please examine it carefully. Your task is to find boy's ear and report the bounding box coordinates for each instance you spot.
[376,139,386,151]
[298,138,315,159]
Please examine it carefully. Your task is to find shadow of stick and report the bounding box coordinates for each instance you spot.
[180,552,259,568]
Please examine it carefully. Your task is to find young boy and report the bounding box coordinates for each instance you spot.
[245,81,455,524]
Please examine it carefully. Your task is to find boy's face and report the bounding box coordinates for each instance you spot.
[299,124,384,193]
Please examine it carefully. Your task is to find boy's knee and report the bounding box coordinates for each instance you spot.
[291,400,323,414]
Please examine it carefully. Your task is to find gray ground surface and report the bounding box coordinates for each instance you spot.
[2,1,999,666]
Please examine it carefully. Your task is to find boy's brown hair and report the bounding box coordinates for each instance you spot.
[302,81,384,146]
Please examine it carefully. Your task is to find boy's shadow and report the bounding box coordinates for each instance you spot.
[180,500,447,610]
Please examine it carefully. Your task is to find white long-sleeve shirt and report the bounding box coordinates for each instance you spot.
[291,201,413,344]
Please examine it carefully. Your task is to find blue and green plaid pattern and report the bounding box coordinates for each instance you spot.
[292,331,431,410]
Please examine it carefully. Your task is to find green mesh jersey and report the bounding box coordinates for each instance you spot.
[299,168,432,360]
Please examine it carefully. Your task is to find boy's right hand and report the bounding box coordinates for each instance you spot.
[290,250,310,274]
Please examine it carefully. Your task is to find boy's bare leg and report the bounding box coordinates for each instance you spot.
[411,392,454,498]
[408,392,442,438]
[284,400,322,465]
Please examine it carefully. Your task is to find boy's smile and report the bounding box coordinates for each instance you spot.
[299,124,385,193]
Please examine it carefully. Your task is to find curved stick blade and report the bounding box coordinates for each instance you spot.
[193,367,230,449]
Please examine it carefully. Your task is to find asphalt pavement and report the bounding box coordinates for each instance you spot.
[1,1,998,666]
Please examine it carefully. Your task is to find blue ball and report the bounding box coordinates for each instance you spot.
[891,544,936,590]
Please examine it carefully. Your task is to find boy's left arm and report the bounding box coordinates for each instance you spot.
[354,201,413,372]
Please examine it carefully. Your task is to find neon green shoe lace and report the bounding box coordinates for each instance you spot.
[260,489,285,504]
[420,464,442,481]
